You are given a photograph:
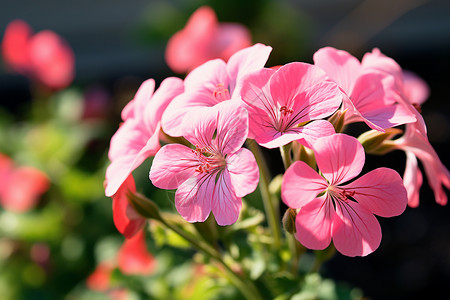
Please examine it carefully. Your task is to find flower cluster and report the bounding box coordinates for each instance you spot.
[1,19,75,90]
[106,40,449,260]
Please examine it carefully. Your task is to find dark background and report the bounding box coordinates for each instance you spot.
[1,0,449,299]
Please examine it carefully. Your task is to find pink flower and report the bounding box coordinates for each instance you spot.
[282,134,407,257]
[1,19,75,90]
[105,77,183,197]
[0,154,50,213]
[390,71,450,207]
[162,43,271,137]
[165,6,252,74]
[240,62,342,148]
[117,229,156,276]
[313,47,416,131]
[150,102,259,225]
[86,261,115,291]
[112,175,146,238]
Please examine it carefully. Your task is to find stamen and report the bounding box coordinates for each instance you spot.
[280,106,294,116]
[213,83,231,102]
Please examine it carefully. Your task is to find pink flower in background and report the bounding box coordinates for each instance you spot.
[162,43,271,137]
[117,229,156,275]
[86,261,115,292]
[282,134,407,257]
[1,19,75,90]
[240,62,342,149]
[112,175,146,238]
[165,6,252,74]
[313,47,416,131]
[151,102,259,225]
[105,77,184,197]
[0,154,50,213]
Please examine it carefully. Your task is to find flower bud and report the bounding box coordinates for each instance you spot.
[126,191,162,221]
[328,109,347,133]
[358,128,402,155]
[282,208,297,234]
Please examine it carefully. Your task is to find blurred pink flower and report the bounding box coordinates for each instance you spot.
[86,261,115,292]
[112,175,146,238]
[151,102,259,225]
[105,77,184,197]
[162,43,271,137]
[1,19,75,90]
[117,229,156,276]
[282,134,407,256]
[240,62,341,148]
[165,6,252,73]
[314,47,416,131]
[0,154,50,213]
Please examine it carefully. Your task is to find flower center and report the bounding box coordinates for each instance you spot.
[213,83,231,102]
[192,145,226,174]
[277,105,295,132]
[327,186,356,204]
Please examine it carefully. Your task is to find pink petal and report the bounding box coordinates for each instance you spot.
[149,144,200,190]
[105,121,161,197]
[240,67,275,113]
[333,200,381,257]
[184,58,228,91]
[182,106,218,149]
[144,77,184,131]
[282,161,328,209]
[175,175,214,223]
[342,167,408,217]
[121,79,155,121]
[361,48,404,90]
[314,134,365,185]
[269,62,328,108]
[226,43,272,96]
[293,120,336,149]
[402,71,429,105]
[403,151,423,208]
[112,175,145,238]
[291,81,342,122]
[211,170,242,225]
[215,100,249,154]
[227,148,259,198]
[295,196,335,250]
[313,47,361,93]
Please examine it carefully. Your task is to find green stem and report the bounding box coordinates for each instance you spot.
[246,140,282,250]
[159,218,263,300]
[280,143,292,170]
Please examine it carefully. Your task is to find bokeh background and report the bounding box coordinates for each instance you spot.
[1,0,449,299]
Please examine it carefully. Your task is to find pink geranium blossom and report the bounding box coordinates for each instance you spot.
[162,43,271,137]
[240,62,342,148]
[150,102,259,225]
[1,19,75,90]
[313,47,415,131]
[282,134,407,256]
[105,77,183,197]
[0,154,50,213]
[165,6,251,74]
